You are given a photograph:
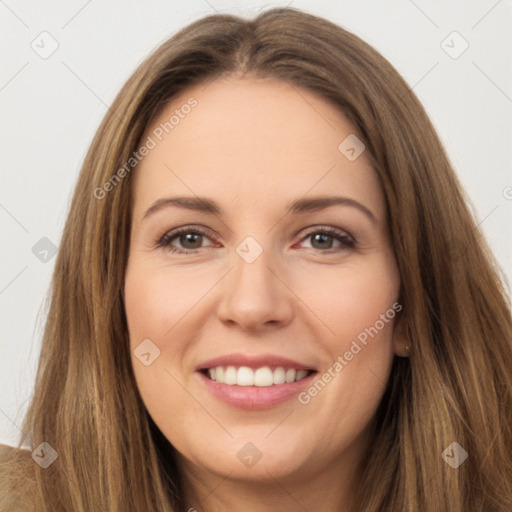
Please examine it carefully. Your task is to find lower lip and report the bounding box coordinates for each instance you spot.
[197,371,317,410]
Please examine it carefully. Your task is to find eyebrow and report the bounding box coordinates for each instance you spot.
[142,195,378,224]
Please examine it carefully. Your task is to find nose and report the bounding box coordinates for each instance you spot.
[216,243,295,333]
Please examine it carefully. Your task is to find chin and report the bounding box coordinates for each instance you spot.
[192,444,310,482]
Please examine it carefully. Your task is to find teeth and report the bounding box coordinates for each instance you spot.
[224,366,237,385]
[285,369,296,383]
[205,365,311,386]
[254,367,273,387]
[296,369,308,381]
[237,366,254,386]
[273,367,286,385]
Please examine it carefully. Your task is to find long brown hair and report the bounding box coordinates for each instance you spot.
[1,7,511,511]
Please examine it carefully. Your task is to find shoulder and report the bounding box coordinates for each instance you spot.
[0,442,33,464]
[0,443,37,511]
[0,442,29,457]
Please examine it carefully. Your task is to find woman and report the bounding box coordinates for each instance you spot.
[1,6,511,511]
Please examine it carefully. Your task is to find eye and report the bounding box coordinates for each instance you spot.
[156,225,355,255]
[296,226,355,253]
[156,226,214,254]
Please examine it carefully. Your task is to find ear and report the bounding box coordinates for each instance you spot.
[392,311,411,358]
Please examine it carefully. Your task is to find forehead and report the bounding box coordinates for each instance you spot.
[132,76,385,222]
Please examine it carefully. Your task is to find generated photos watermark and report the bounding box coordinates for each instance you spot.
[93,97,198,200]
[298,301,402,405]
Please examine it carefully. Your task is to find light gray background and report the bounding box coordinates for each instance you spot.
[1,0,511,447]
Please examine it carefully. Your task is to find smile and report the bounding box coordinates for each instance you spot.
[203,365,313,386]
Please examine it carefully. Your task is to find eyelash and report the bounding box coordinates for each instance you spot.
[156,226,356,255]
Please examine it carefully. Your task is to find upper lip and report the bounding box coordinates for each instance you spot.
[197,353,316,371]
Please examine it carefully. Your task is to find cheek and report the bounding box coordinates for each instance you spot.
[124,263,197,435]
[295,256,399,408]
[124,264,184,397]
[297,256,399,345]
[124,262,213,346]
[124,261,220,408]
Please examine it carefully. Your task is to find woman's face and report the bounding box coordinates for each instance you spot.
[124,75,405,486]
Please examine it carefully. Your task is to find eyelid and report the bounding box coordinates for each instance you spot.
[156,224,356,254]
[299,225,353,242]
[156,225,216,248]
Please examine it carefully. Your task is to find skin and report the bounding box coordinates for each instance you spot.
[124,74,408,512]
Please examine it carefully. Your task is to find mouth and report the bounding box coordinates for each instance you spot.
[196,355,318,409]
[200,365,315,386]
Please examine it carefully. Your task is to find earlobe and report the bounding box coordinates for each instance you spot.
[392,314,411,358]
[393,341,411,358]
[395,342,411,358]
